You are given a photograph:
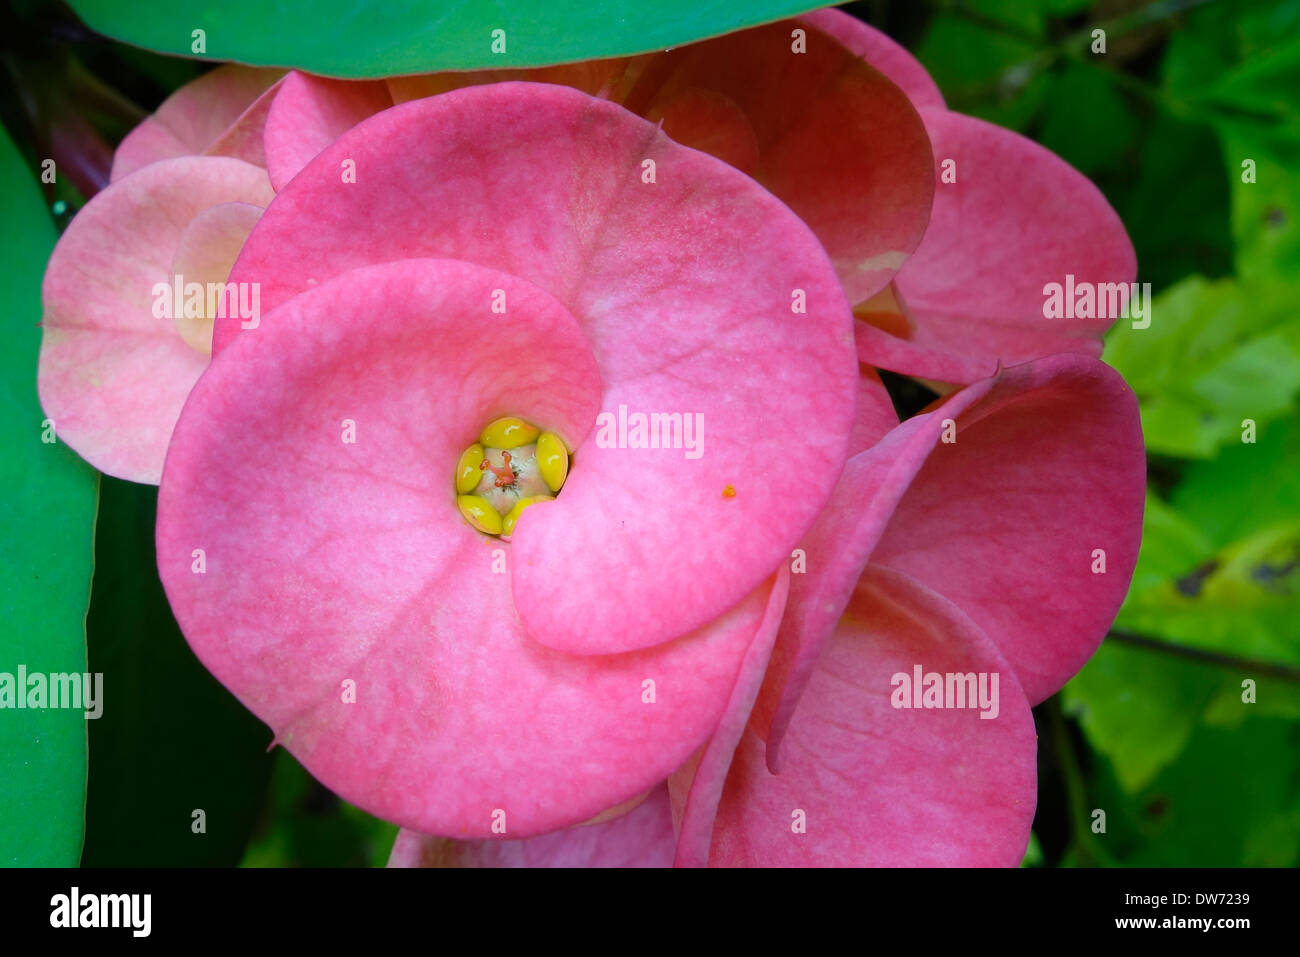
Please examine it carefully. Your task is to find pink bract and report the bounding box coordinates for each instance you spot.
[710,565,1037,866]
[157,84,868,837]
[758,353,1146,774]
[40,65,283,483]
[217,82,862,655]
[111,64,283,180]
[38,156,273,483]
[388,785,676,868]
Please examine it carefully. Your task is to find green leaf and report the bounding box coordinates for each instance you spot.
[1228,140,1300,279]
[1107,111,1232,292]
[1127,493,1214,590]
[1103,275,1300,457]
[1038,62,1138,177]
[1060,715,1300,867]
[82,478,273,866]
[1121,718,1300,866]
[915,14,1049,129]
[1202,37,1300,127]
[66,0,830,79]
[1162,0,1300,172]
[1019,831,1044,868]
[1174,414,1300,546]
[0,124,99,866]
[1064,641,1224,793]
[1111,418,1300,669]
[1161,0,1300,101]
[1118,525,1300,667]
[954,0,1048,38]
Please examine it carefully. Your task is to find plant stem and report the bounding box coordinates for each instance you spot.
[1046,696,1115,866]
[1107,629,1300,683]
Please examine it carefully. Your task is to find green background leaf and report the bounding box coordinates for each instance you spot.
[65,0,830,78]
[0,124,99,866]
[1103,277,1300,457]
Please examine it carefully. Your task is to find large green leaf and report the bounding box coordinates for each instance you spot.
[82,478,274,866]
[66,0,829,79]
[1069,454,1300,797]
[0,125,99,866]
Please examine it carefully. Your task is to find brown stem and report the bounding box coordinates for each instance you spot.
[1107,630,1300,683]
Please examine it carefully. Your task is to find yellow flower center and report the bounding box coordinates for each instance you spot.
[455,417,570,537]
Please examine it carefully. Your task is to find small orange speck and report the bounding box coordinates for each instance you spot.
[722,484,736,498]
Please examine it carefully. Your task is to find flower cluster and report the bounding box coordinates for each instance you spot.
[39,9,1145,866]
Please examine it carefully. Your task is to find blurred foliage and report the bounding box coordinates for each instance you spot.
[241,752,398,868]
[2,0,1296,867]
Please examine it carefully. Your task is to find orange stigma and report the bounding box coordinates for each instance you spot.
[480,450,517,488]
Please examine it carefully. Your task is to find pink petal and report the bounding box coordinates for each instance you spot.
[217,83,859,657]
[205,78,285,169]
[859,109,1137,384]
[157,257,787,837]
[667,565,791,867]
[759,353,1143,768]
[756,380,991,772]
[850,367,899,456]
[616,20,935,304]
[385,20,936,305]
[388,784,675,868]
[742,367,897,776]
[711,565,1037,867]
[38,156,273,483]
[263,73,393,192]
[111,65,283,181]
[169,201,265,355]
[869,353,1145,703]
[799,7,946,110]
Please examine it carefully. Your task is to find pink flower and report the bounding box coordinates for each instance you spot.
[157,82,867,838]
[38,66,281,483]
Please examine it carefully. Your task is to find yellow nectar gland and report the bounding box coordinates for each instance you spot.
[454,420,570,537]
[479,417,539,449]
